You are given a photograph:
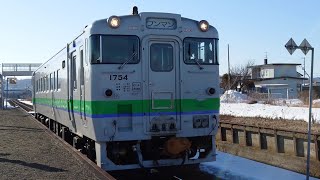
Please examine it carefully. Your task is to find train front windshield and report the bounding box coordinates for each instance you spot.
[184,38,219,65]
[90,35,139,64]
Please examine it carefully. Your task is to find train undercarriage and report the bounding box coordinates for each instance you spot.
[35,113,214,171]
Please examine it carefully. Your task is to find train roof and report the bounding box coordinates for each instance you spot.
[85,12,218,38]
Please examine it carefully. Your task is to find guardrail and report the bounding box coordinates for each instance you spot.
[217,120,320,177]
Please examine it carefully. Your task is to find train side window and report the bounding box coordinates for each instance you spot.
[62,60,65,69]
[41,78,43,92]
[53,71,56,91]
[42,77,44,92]
[80,49,84,86]
[43,77,46,91]
[44,76,46,91]
[57,69,60,90]
[49,73,52,90]
[85,38,88,66]
[89,35,100,63]
[72,55,77,90]
[46,75,49,91]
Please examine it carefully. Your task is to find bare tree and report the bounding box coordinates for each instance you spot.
[221,60,255,92]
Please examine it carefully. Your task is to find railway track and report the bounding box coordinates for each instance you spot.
[10,99,34,112]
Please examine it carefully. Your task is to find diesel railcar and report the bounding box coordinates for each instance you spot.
[33,7,220,171]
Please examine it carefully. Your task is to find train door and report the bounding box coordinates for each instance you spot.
[146,40,180,133]
[79,46,86,124]
[68,51,77,129]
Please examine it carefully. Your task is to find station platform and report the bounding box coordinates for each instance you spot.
[0,108,114,180]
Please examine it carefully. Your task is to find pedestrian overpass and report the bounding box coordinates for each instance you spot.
[0,63,42,109]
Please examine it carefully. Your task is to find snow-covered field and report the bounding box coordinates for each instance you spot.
[201,151,319,180]
[221,103,320,122]
[220,90,320,122]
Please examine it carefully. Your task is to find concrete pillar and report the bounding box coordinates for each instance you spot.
[239,130,246,146]
[226,128,233,143]
[266,135,276,152]
[284,137,295,156]
[274,131,279,153]
[303,141,317,160]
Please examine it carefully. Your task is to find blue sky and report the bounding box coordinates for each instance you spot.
[0,0,319,76]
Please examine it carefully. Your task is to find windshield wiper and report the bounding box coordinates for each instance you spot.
[187,43,204,70]
[118,52,137,70]
[193,58,204,70]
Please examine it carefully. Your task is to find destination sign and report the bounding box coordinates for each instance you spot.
[146,18,177,30]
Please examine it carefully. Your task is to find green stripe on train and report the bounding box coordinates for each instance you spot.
[33,98,220,115]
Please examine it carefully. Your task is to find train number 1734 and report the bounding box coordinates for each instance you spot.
[109,74,128,80]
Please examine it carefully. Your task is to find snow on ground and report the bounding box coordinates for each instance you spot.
[19,100,33,106]
[219,90,320,122]
[220,103,320,122]
[3,99,16,109]
[273,99,304,106]
[201,151,319,180]
[220,90,250,103]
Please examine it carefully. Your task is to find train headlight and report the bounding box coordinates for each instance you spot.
[108,16,120,28]
[199,20,209,32]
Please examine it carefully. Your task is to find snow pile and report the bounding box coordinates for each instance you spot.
[220,90,249,103]
[19,100,33,106]
[220,103,320,122]
[314,99,320,106]
[3,99,16,109]
[201,151,319,180]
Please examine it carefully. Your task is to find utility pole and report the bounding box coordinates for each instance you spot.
[227,44,231,102]
[0,74,3,110]
[227,44,231,89]
[303,57,306,86]
[6,77,8,109]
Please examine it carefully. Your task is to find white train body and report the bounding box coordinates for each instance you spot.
[33,10,220,171]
